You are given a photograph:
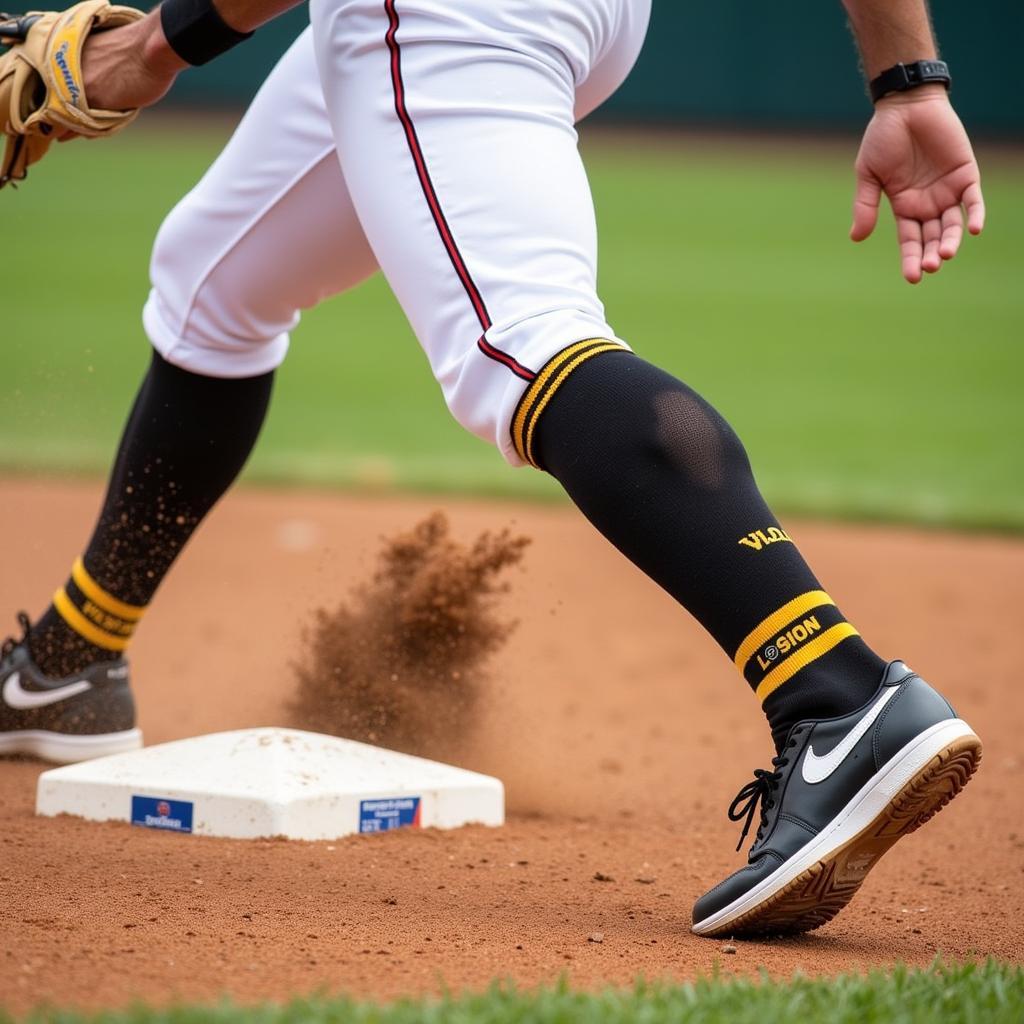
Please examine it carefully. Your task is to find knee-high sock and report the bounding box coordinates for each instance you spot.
[527,345,885,750]
[29,350,274,677]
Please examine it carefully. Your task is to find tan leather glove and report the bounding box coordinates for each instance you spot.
[0,0,144,188]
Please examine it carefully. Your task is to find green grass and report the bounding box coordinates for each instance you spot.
[2,120,1022,528]
[11,961,1024,1024]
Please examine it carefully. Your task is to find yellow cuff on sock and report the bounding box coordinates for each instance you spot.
[53,558,146,652]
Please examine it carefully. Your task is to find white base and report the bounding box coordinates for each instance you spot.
[35,727,504,840]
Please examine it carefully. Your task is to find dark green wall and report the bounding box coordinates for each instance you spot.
[598,1,1022,135]
[9,2,1022,134]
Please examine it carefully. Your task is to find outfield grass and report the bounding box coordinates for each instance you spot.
[10,961,1023,1024]
[2,120,1022,529]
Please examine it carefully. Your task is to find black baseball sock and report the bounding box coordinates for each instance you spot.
[29,350,274,678]
[526,343,886,751]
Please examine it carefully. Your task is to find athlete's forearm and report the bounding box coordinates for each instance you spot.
[84,0,301,108]
[842,0,938,80]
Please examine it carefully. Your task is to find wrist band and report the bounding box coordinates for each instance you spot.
[160,0,253,67]
[869,60,951,104]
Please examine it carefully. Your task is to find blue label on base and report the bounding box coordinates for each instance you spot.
[131,796,194,833]
[359,796,421,833]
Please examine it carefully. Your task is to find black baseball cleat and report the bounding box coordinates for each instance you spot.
[691,661,981,938]
[0,613,142,763]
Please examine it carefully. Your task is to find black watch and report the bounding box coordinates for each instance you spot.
[869,60,951,104]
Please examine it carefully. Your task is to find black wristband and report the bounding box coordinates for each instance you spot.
[160,0,254,67]
[869,60,951,104]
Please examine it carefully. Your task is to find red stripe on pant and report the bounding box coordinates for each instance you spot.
[384,0,536,382]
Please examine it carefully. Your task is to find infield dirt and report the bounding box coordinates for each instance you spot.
[1,478,1022,1016]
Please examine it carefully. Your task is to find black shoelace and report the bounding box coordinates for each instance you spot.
[727,738,798,852]
[0,611,31,661]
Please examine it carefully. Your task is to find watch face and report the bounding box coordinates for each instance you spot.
[911,60,950,85]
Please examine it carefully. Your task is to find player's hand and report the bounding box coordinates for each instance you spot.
[850,85,985,284]
[79,10,186,115]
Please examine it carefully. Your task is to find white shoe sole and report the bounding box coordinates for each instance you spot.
[692,718,981,937]
[0,728,143,764]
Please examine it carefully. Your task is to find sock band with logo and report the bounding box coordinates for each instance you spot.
[51,557,147,653]
[733,590,859,701]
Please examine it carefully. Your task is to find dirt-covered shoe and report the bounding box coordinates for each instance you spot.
[0,613,142,763]
[691,661,981,938]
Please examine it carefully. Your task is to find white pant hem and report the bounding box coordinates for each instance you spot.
[143,292,290,379]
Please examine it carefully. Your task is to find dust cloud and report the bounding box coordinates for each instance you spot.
[289,512,529,761]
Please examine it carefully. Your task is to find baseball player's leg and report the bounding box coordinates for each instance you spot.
[310,0,884,743]
[306,0,978,939]
[532,355,890,750]
[18,28,377,690]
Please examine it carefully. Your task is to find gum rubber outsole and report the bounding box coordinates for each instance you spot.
[699,733,982,939]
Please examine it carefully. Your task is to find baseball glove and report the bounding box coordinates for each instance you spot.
[0,0,144,189]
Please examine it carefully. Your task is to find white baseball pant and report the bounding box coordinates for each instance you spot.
[144,0,651,464]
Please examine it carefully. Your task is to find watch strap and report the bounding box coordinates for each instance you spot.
[870,60,951,104]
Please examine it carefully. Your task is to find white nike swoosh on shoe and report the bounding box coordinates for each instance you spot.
[3,671,92,710]
[801,685,900,784]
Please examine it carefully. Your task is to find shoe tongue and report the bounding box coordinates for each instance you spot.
[774,718,806,755]
[749,796,781,859]
[770,721,794,756]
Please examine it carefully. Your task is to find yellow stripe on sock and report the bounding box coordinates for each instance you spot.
[733,590,834,672]
[512,339,600,464]
[71,557,145,621]
[523,343,623,467]
[53,587,130,652]
[511,339,624,465]
[754,623,860,702]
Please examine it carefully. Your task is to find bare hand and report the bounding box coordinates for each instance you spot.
[851,86,985,284]
[80,10,186,114]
